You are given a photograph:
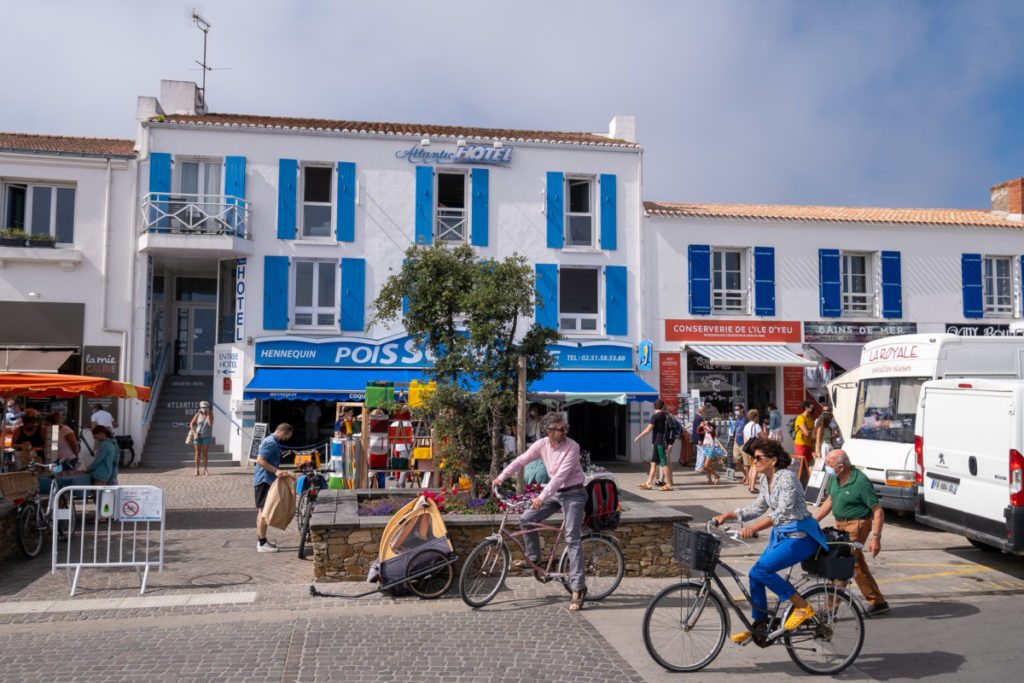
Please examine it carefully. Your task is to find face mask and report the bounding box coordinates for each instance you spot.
[734,410,741,415]
[200,407,208,413]
[825,465,837,476]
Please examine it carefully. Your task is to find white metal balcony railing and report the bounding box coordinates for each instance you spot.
[140,192,251,238]
[435,208,467,243]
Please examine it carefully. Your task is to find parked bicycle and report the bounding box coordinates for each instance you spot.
[13,461,76,559]
[296,462,330,559]
[458,486,624,608]
[642,521,864,675]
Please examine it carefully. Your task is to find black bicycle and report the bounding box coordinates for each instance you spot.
[14,461,75,559]
[642,521,865,675]
[296,463,330,559]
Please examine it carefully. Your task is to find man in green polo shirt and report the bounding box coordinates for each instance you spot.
[813,449,889,615]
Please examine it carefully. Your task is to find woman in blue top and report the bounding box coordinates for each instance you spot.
[712,438,827,643]
[87,425,119,485]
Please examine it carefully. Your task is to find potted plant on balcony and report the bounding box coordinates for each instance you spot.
[0,228,29,246]
[28,233,57,248]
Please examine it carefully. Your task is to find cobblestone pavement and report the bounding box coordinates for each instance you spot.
[2,463,1024,681]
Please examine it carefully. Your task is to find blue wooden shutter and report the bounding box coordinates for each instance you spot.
[599,174,617,250]
[753,246,776,316]
[471,168,489,247]
[336,162,356,242]
[819,249,841,317]
[148,152,171,229]
[277,159,297,240]
[546,172,564,248]
[880,251,903,319]
[535,263,558,329]
[224,156,246,235]
[962,253,983,319]
[415,166,433,245]
[263,256,289,330]
[688,244,711,315]
[605,265,627,335]
[340,258,365,331]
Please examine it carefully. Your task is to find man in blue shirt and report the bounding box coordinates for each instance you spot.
[255,423,293,552]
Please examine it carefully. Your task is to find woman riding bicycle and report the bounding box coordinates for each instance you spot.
[712,438,828,643]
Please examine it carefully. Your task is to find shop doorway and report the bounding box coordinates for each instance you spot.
[747,367,775,417]
[565,402,628,462]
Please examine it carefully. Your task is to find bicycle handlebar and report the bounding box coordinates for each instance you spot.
[706,519,758,542]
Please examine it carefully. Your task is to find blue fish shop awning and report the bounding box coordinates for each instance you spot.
[527,371,658,405]
[243,368,429,401]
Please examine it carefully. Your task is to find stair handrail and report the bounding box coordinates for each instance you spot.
[142,343,172,426]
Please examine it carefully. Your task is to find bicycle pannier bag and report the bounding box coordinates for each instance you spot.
[800,526,855,579]
[585,478,620,531]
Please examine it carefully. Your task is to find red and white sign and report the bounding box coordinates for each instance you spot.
[658,352,681,414]
[665,319,801,343]
[783,366,805,414]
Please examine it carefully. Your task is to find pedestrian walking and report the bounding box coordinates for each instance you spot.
[698,418,720,485]
[492,412,588,611]
[634,399,675,491]
[794,401,815,462]
[254,423,293,552]
[767,401,783,441]
[692,406,707,472]
[730,403,747,482]
[813,449,889,615]
[814,407,837,461]
[189,400,214,476]
[742,409,763,493]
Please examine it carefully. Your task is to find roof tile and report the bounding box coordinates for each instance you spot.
[643,201,1022,228]
[0,132,135,157]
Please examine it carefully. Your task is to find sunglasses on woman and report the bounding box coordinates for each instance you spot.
[752,454,773,462]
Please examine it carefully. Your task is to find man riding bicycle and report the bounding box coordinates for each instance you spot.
[712,438,828,643]
[491,411,588,611]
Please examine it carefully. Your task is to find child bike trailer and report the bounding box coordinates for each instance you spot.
[310,495,457,600]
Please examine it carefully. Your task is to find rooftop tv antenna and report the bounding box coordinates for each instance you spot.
[189,9,228,107]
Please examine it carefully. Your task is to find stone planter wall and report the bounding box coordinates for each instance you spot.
[309,490,690,582]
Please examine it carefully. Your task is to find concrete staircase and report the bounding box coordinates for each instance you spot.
[140,376,236,469]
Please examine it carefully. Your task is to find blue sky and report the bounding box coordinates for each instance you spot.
[3,0,1024,209]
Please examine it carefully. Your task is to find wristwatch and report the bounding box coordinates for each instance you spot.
[872,532,881,539]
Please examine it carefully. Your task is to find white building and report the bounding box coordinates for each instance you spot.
[641,190,1024,439]
[0,132,139,439]
[132,80,652,465]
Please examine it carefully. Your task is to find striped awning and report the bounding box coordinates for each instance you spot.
[684,343,816,367]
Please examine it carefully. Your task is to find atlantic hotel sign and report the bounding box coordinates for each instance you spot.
[396,143,514,166]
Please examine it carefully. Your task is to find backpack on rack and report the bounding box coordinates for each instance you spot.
[584,478,620,531]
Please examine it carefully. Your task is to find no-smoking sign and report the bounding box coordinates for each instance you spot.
[122,500,140,517]
[114,487,163,522]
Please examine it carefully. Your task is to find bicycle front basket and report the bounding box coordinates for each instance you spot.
[673,522,722,571]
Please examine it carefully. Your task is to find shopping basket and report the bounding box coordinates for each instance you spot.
[673,522,722,571]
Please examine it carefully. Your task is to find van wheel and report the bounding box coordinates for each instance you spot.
[967,538,1001,553]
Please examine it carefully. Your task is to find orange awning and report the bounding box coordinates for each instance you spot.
[0,373,151,402]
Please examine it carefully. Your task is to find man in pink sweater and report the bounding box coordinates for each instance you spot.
[493,411,588,611]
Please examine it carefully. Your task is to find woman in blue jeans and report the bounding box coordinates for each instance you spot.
[712,438,827,642]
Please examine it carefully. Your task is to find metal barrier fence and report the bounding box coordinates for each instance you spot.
[51,485,165,596]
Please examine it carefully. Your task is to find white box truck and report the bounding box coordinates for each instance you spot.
[827,334,1024,512]
[914,378,1024,552]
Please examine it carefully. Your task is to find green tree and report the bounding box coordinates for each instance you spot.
[372,243,559,490]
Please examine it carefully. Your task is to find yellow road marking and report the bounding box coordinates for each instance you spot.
[876,567,987,583]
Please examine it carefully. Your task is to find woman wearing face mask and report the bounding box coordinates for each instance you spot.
[189,400,215,475]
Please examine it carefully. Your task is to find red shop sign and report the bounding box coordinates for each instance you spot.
[658,352,681,415]
[665,319,801,343]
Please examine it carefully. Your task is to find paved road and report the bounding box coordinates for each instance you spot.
[0,463,1022,681]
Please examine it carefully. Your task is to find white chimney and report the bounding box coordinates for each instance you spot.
[159,80,206,116]
[608,115,636,143]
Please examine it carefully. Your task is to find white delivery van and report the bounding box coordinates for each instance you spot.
[827,334,1024,512]
[914,378,1024,553]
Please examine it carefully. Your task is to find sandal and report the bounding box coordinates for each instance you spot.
[659,485,674,491]
[638,482,652,490]
[569,587,587,611]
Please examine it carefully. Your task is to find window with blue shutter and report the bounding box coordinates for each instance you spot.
[880,251,903,319]
[753,246,776,316]
[818,249,841,317]
[471,168,488,247]
[605,265,627,334]
[535,263,558,328]
[962,253,983,319]
[148,153,171,229]
[415,166,433,245]
[225,156,246,235]
[688,245,711,315]
[336,162,356,242]
[340,258,365,331]
[263,256,290,330]
[546,172,564,248]
[599,174,617,250]
[277,159,297,240]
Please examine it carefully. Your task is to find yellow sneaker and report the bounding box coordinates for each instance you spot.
[731,630,752,644]
[784,606,816,630]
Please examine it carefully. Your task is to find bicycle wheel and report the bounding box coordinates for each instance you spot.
[406,548,454,599]
[458,538,510,608]
[17,500,44,559]
[783,584,865,675]
[558,534,624,601]
[296,494,314,559]
[643,581,728,672]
